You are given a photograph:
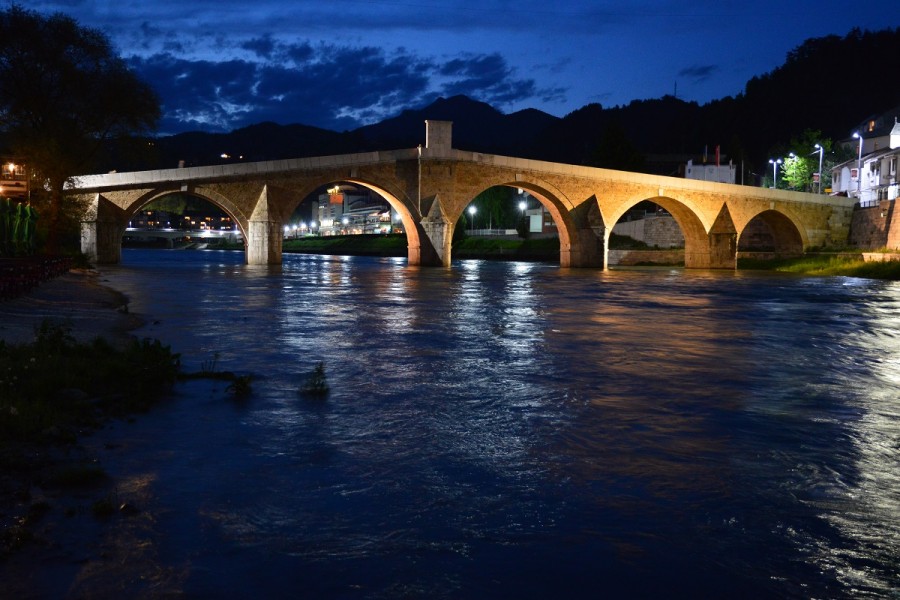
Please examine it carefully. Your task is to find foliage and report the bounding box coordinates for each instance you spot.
[737,255,900,280]
[300,362,329,398]
[515,215,530,239]
[225,375,253,398]
[470,186,519,230]
[589,120,646,171]
[143,193,230,217]
[774,130,831,191]
[0,4,160,252]
[281,233,407,256]
[453,214,467,243]
[0,322,181,444]
[453,236,560,260]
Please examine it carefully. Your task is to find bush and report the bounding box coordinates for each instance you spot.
[0,322,181,444]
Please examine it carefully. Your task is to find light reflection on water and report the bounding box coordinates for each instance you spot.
[42,250,900,597]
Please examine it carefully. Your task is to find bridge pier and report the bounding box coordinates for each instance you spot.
[684,233,737,269]
[418,195,452,266]
[246,185,284,265]
[81,195,124,264]
[246,220,283,265]
[563,226,606,268]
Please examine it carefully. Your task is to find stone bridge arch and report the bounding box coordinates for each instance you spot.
[602,193,737,269]
[344,178,425,264]
[737,208,807,257]
[444,172,605,267]
[270,174,426,265]
[124,186,250,235]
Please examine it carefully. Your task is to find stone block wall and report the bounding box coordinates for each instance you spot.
[612,215,684,248]
[608,249,684,266]
[848,200,895,249]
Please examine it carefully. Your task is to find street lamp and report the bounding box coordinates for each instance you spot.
[468,205,476,234]
[519,200,527,215]
[852,132,863,197]
[768,158,782,188]
[813,144,824,194]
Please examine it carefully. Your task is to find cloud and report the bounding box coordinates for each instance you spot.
[677,64,719,83]
[242,35,277,59]
[128,42,560,134]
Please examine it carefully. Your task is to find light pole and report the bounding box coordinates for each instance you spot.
[768,158,782,189]
[468,205,476,234]
[852,132,863,198]
[813,144,824,194]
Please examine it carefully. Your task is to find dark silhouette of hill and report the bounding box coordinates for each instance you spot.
[155,122,364,168]
[354,95,558,155]
[116,27,899,177]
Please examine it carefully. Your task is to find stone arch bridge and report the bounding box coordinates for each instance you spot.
[73,121,855,269]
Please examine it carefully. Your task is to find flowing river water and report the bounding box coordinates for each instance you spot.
[8,249,900,598]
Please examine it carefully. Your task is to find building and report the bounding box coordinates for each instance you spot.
[309,184,396,236]
[682,158,736,184]
[831,107,900,204]
[0,160,28,200]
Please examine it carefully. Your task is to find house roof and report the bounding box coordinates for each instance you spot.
[854,105,900,138]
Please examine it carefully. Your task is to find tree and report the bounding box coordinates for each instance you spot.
[781,154,814,191]
[589,120,646,172]
[0,4,160,252]
[778,129,832,191]
[471,186,515,230]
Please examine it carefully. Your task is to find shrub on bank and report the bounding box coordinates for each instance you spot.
[0,321,181,445]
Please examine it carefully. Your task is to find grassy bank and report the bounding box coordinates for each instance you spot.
[738,254,900,280]
[452,236,559,260]
[0,322,180,452]
[0,323,181,557]
[281,233,407,256]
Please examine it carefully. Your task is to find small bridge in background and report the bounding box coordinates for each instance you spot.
[72,121,856,269]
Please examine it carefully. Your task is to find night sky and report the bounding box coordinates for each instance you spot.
[29,1,900,135]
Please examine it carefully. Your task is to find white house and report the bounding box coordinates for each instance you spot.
[832,108,900,204]
[683,159,736,184]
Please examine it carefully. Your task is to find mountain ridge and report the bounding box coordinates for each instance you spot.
[122,27,899,177]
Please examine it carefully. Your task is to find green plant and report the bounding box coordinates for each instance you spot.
[300,362,329,398]
[200,351,220,373]
[225,374,253,397]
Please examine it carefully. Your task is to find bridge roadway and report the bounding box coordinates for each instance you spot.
[72,121,857,269]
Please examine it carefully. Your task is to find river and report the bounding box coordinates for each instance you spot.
[13,249,900,598]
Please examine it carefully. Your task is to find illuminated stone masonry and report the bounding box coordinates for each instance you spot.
[72,121,856,269]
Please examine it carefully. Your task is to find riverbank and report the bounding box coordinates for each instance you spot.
[738,254,900,280]
[0,269,182,578]
[0,269,140,346]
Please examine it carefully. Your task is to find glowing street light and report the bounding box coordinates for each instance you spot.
[813,144,825,194]
[519,200,527,214]
[468,205,477,233]
[852,132,863,197]
[768,158,782,189]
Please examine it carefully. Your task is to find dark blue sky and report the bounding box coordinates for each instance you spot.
[31,0,900,135]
